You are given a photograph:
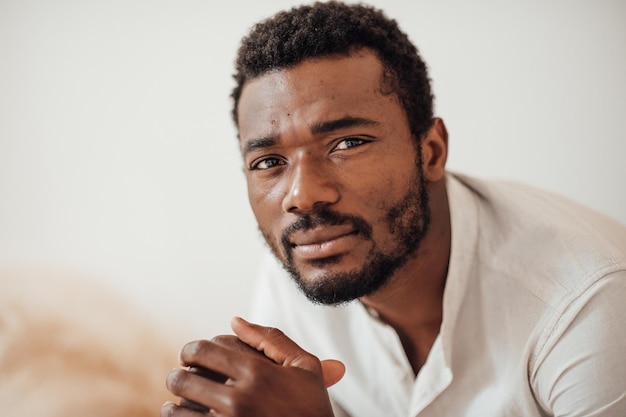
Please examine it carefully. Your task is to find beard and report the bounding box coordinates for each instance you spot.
[261,161,431,306]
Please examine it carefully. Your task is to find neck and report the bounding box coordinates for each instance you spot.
[360,180,451,373]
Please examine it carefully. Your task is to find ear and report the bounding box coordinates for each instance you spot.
[421,118,448,182]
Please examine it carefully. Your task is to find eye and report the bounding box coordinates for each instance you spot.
[333,137,367,151]
[250,157,285,171]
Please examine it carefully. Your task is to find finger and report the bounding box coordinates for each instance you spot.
[179,339,256,381]
[166,368,232,414]
[188,364,227,384]
[232,317,347,388]
[211,334,273,364]
[160,401,179,417]
[321,359,346,387]
[161,401,207,417]
[231,316,324,375]
[179,398,210,414]
[185,336,274,387]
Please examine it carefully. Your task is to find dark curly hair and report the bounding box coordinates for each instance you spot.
[231,1,434,143]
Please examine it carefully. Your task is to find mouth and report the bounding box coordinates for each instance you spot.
[288,226,360,260]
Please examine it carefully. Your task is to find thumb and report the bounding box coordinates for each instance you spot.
[321,359,345,388]
[231,316,315,369]
[231,316,344,387]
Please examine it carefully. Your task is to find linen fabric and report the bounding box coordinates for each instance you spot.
[250,173,626,417]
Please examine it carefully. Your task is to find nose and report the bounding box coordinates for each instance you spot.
[281,157,340,214]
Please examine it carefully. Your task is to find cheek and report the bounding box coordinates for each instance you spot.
[351,170,401,213]
[247,183,283,230]
[352,165,419,238]
[249,188,293,262]
[347,142,418,212]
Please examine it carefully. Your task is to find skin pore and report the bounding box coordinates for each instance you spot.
[238,48,451,373]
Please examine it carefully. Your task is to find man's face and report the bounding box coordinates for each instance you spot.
[237,49,431,305]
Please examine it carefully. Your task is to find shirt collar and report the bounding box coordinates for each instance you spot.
[440,172,481,366]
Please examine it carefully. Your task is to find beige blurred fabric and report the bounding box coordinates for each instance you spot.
[0,266,180,417]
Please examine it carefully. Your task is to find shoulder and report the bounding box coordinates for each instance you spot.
[449,173,626,297]
[451,172,626,251]
[530,268,626,415]
[447,174,626,414]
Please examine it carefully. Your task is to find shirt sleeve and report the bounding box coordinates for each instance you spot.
[531,270,626,416]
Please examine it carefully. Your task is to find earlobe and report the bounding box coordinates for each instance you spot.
[421,118,448,182]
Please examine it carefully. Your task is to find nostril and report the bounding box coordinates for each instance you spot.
[281,162,340,213]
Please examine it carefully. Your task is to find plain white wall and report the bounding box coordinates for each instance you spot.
[1,0,625,338]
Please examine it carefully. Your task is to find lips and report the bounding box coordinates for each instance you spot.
[290,224,356,246]
[288,225,360,260]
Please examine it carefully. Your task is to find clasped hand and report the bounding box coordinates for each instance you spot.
[161,317,345,417]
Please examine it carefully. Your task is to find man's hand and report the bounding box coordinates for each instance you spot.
[161,317,345,417]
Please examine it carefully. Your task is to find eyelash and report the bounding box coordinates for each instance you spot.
[249,137,370,171]
[333,137,366,151]
[250,157,285,171]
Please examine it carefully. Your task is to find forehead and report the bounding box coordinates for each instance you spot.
[237,49,401,143]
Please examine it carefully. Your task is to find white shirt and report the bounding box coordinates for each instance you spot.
[249,173,626,417]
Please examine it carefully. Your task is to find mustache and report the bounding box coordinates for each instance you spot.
[281,209,372,249]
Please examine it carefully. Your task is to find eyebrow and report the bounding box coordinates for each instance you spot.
[310,116,380,135]
[243,136,278,155]
[242,116,380,155]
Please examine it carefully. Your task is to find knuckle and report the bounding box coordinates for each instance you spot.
[181,339,211,363]
[228,392,254,417]
[211,334,239,349]
[259,326,287,351]
[264,326,285,341]
[304,350,321,363]
[286,349,320,370]
[218,392,236,416]
[241,359,272,386]
[243,358,262,377]
[212,335,265,359]
[160,401,175,417]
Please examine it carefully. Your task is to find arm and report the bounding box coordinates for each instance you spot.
[161,317,345,417]
[532,272,626,416]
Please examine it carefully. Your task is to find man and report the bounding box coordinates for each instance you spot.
[162,2,626,416]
